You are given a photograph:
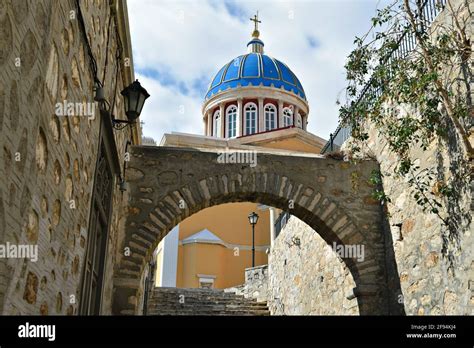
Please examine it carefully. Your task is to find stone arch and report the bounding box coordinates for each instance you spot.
[112,146,392,315]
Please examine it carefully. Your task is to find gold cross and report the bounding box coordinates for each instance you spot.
[250,12,261,32]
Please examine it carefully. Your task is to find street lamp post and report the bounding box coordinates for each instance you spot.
[248,212,259,267]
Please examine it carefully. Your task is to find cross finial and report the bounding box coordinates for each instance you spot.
[250,12,261,32]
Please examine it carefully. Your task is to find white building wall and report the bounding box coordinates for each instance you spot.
[156,225,179,287]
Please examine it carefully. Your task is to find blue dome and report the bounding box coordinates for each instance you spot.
[205,53,306,101]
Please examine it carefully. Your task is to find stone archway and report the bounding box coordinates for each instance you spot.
[112,146,392,315]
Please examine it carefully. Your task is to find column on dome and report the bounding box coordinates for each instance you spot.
[206,110,212,137]
[278,100,284,129]
[258,98,264,133]
[294,106,300,128]
[209,111,213,135]
[237,98,243,137]
[219,103,225,138]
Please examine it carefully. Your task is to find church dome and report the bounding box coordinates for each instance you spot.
[205,53,306,101]
[202,14,310,139]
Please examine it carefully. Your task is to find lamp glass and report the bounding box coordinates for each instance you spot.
[248,212,259,225]
[120,79,150,122]
[136,92,146,115]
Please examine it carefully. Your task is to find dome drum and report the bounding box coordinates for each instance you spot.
[203,91,308,138]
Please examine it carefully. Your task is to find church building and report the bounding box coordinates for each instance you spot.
[154,15,326,290]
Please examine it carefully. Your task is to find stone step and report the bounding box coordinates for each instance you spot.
[149,297,264,305]
[149,303,268,310]
[148,312,270,316]
[147,287,270,316]
[150,295,263,299]
[151,289,254,297]
[147,307,268,315]
[148,305,269,311]
[150,298,262,303]
[148,297,266,305]
[149,302,269,309]
[149,305,269,312]
[151,289,246,297]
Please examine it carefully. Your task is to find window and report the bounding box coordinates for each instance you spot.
[296,113,303,128]
[244,103,257,135]
[200,281,213,289]
[197,274,216,289]
[283,107,293,127]
[79,142,113,315]
[226,105,237,138]
[212,110,221,137]
[264,104,276,131]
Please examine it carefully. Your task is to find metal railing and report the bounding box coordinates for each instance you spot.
[274,211,291,239]
[321,0,446,154]
[321,125,352,154]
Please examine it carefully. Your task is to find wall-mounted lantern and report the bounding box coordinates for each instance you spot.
[117,79,150,124]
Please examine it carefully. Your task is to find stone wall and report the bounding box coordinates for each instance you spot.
[0,0,137,314]
[341,0,473,315]
[225,265,269,303]
[244,265,269,302]
[268,216,359,315]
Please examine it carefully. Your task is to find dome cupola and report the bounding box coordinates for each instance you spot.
[202,13,309,139]
[247,13,264,54]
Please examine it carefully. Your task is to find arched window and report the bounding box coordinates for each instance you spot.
[244,103,257,135]
[226,105,237,138]
[283,107,293,127]
[264,104,276,131]
[296,113,303,129]
[213,110,221,137]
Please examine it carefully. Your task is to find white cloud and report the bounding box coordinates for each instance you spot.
[135,73,203,140]
[128,0,388,142]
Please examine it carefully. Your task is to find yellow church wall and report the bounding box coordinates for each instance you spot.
[178,202,271,246]
[176,244,184,287]
[173,202,271,289]
[221,247,267,288]
[176,242,268,288]
[177,242,199,288]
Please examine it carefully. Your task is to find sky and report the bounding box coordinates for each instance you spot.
[127,0,389,143]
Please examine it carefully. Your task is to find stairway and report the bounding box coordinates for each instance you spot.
[146,287,270,316]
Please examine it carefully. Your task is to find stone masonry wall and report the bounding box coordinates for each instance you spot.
[244,265,269,303]
[0,0,134,314]
[268,216,359,315]
[342,0,473,315]
[224,265,269,303]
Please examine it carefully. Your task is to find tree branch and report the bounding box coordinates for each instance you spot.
[403,0,473,158]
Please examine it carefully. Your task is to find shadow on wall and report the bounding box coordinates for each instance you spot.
[436,115,472,271]
[380,192,406,315]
